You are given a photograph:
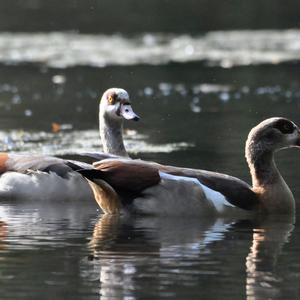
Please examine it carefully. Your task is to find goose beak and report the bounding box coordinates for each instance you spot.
[119,103,140,121]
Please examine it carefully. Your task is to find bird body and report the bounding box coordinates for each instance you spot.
[81,117,300,216]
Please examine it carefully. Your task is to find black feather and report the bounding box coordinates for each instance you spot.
[41,164,74,179]
[76,168,104,180]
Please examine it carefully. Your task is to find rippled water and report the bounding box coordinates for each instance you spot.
[1,207,300,299]
[1,28,300,299]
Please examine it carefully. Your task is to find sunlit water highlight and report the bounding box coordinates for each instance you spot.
[0,129,192,155]
[1,30,300,68]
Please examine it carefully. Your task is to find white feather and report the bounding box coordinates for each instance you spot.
[0,171,94,202]
[200,182,235,213]
[131,172,237,216]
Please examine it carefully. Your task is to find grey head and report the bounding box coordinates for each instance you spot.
[100,88,140,122]
[246,117,300,164]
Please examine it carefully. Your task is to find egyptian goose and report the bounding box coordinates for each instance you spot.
[0,88,139,201]
[79,117,300,216]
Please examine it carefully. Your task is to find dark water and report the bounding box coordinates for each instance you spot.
[1,59,300,299]
[1,2,300,299]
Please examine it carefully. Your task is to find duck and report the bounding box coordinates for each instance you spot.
[81,87,140,161]
[0,88,139,201]
[79,117,300,216]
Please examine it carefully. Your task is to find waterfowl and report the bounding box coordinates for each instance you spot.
[82,87,140,161]
[0,88,139,201]
[80,117,300,216]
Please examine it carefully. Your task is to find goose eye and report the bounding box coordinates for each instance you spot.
[274,120,295,134]
[108,95,116,105]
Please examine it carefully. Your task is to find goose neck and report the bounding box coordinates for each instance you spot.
[246,145,295,214]
[99,113,128,157]
[248,150,277,188]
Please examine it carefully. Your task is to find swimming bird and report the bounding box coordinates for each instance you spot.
[0,88,139,202]
[79,117,300,216]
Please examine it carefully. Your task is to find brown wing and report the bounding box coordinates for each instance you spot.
[78,159,161,195]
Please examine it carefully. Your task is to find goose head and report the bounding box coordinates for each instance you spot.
[100,88,140,122]
[246,117,300,165]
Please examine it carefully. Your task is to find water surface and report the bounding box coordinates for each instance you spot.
[0,29,300,299]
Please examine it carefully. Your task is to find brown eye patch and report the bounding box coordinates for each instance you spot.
[273,119,295,134]
[107,93,117,105]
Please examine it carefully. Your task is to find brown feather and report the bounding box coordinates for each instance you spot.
[86,179,121,214]
[93,159,161,194]
[0,153,8,173]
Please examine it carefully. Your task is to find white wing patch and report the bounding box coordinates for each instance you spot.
[200,182,235,213]
[143,172,236,214]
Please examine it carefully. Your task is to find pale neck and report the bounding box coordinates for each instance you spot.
[99,112,128,157]
[246,147,295,214]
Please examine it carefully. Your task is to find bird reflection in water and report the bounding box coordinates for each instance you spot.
[89,214,160,299]
[0,221,7,251]
[246,215,295,300]
[89,213,295,299]
[88,215,235,299]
